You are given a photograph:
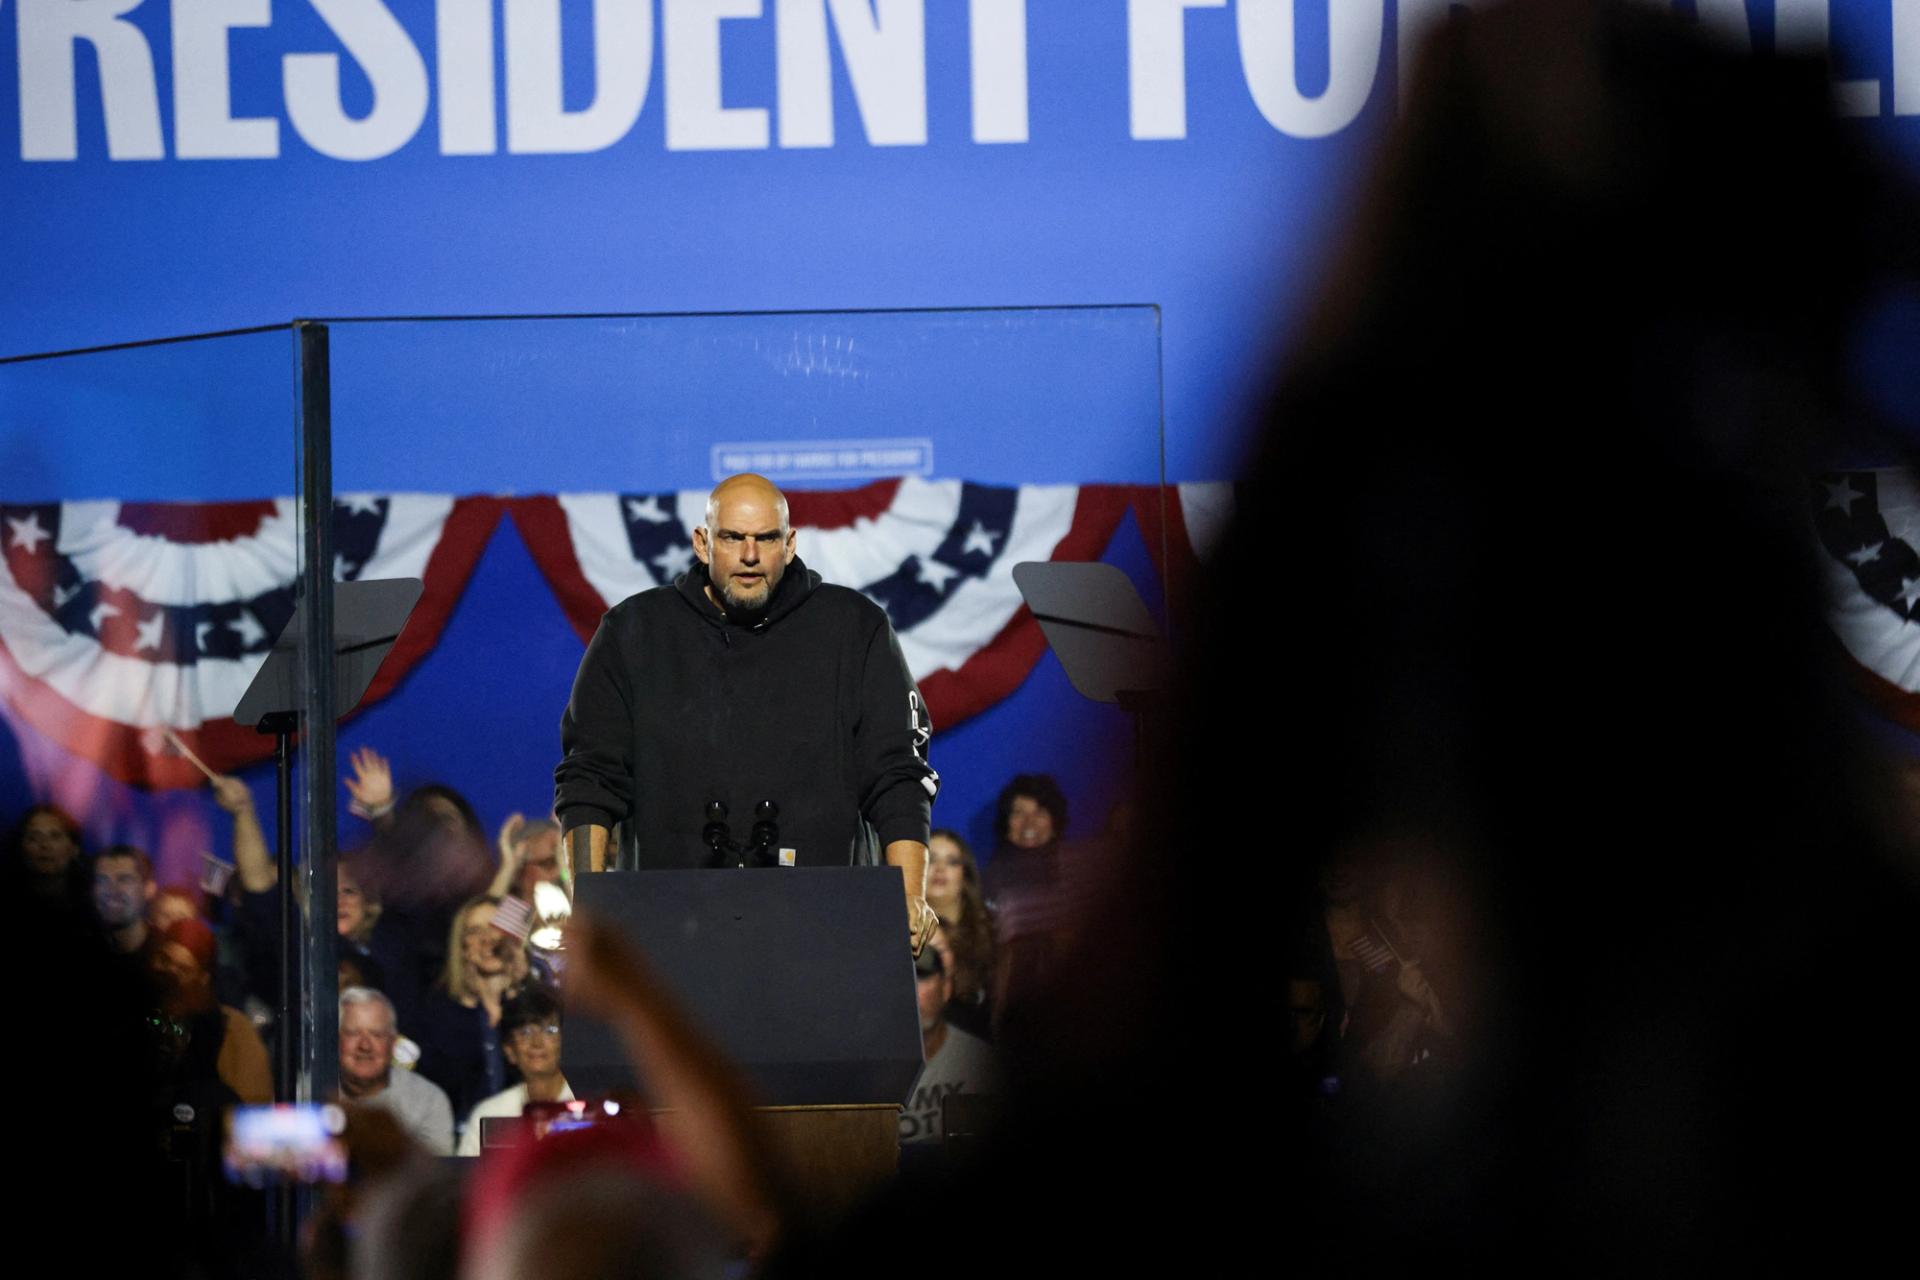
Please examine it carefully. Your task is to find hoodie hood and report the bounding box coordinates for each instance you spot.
[674,554,820,630]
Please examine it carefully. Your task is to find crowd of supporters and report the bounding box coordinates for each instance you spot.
[0,750,1114,1277]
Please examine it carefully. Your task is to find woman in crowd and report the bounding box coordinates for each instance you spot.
[151,915,273,1107]
[3,802,90,915]
[980,775,1075,1039]
[336,856,425,1031]
[456,985,574,1157]
[413,894,536,1124]
[926,829,996,1040]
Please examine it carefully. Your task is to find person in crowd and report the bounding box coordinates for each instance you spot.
[3,802,89,912]
[465,915,786,1269]
[304,1107,463,1280]
[344,748,497,988]
[981,773,1068,905]
[465,1136,732,1280]
[336,856,381,954]
[148,885,201,934]
[223,756,440,1031]
[337,854,426,1033]
[925,829,995,1039]
[211,773,293,1023]
[151,881,257,1023]
[148,914,272,1276]
[151,915,273,1106]
[93,843,157,958]
[488,814,574,968]
[1297,842,1453,1089]
[414,895,532,1122]
[211,774,273,891]
[898,944,1000,1145]
[344,743,489,871]
[980,775,1077,1041]
[341,986,455,1156]
[457,985,574,1156]
[489,813,568,903]
[16,842,169,1276]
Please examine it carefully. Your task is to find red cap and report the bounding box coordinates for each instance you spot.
[161,916,217,972]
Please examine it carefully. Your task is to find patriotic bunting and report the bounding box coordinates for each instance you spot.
[0,495,503,786]
[1816,467,1920,730]
[0,482,1230,789]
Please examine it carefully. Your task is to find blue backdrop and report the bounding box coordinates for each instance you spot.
[3,1,1917,877]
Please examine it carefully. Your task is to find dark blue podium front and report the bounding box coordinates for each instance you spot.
[564,868,924,1107]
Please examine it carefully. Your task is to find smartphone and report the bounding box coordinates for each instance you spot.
[223,1103,349,1186]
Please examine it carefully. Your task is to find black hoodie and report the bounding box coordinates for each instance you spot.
[554,556,938,868]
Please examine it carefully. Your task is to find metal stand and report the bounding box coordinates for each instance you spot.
[232,573,421,1266]
[257,710,300,1103]
[255,709,299,1254]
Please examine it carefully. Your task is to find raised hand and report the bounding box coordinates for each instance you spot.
[210,775,254,814]
[497,812,527,866]
[561,914,652,1018]
[343,746,394,816]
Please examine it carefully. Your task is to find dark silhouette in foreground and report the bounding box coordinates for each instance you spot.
[787,2,1920,1271]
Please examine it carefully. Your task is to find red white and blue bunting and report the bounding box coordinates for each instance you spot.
[0,495,503,787]
[1815,467,1920,728]
[1,482,1230,788]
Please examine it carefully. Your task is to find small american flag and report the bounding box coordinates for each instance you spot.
[1349,928,1399,974]
[490,895,533,942]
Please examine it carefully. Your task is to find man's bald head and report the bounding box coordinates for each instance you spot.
[704,473,789,532]
[693,473,798,616]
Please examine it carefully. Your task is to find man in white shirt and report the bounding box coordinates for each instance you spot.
[340,986,454,1156]
[457,986,574,1156]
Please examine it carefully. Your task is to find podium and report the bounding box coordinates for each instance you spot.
[567,868,924,1104]
[567,868,923,1220]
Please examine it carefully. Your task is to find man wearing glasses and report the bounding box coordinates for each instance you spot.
[457,986,573,1156]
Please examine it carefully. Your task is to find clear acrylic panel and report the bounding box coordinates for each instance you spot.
[323,308,1163,884]
[0,326,318,1079]
[3,309,1165,1117]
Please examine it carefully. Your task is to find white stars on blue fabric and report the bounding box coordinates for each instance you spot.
[6,512,50,554]
[961,521,1001,558]
[652,543,696,579]
[135,612,165,653]
[1824,477,1864,514]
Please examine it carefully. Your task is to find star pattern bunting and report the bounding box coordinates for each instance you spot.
[1814,467,1920,733]
[0,494,500,786]
[0,481,1233,789]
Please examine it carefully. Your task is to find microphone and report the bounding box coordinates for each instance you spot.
[701,800,733,869]
[745,800,780,868]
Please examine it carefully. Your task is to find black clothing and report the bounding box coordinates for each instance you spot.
[236,885,434,1042]
[412,989,506,1122]
[555,558,938,868]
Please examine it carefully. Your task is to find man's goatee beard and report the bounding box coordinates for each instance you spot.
[718,578,774,618]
